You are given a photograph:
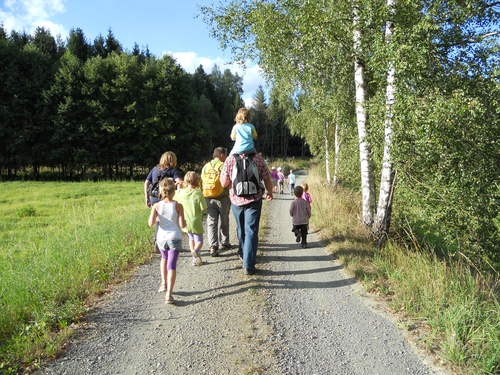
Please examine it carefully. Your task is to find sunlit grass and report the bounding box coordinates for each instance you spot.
[307,163,500,374]
[0,181,152,372]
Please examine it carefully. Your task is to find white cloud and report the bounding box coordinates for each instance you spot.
[166,51,267,105]
[244,97,256,109]
[1,0,68,36]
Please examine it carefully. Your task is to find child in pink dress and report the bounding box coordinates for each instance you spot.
[301,182,312,204]
[277,167,285,194]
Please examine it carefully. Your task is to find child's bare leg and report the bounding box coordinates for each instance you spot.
[195,241,203,252]
[160,258,167,285]
[166,270,176,297]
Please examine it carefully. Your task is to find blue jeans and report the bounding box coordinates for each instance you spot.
[231,199,262,269]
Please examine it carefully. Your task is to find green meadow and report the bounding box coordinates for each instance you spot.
[0,181,152,371]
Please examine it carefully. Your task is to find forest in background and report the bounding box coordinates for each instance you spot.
[0,26,308,181]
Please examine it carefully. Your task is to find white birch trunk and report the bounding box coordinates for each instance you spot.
[324,121,332,184]
[353,5,376,227]
[375,0,397,236]
[333,112,339,187]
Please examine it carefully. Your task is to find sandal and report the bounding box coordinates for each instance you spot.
[165,295,175,304]
[158,283,167,292]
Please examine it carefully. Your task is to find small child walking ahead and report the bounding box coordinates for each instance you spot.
[301,182,312,205]
[176,171,207,266]
[277,167,285,194]
[148,178,186,304]
[230,107,257,155]
[289,185,311,248]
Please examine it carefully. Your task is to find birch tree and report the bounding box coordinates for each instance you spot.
[374,0,397,236]
[353,1,376,227]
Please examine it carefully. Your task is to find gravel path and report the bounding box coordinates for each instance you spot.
[37,172,448,375]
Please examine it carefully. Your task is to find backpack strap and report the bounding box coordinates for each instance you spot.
[157,166,170,181]
[211,159,224,170]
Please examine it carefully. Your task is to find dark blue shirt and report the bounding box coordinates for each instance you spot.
[146,166,182,204]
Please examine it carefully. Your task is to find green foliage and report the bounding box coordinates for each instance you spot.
[393,83,500,265]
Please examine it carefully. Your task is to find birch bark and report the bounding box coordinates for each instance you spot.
[324,121,332,185]
[375,0,397,236]
[353,4,376,227]
[334,112,339,187]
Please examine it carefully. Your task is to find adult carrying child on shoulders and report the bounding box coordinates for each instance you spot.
[220,152,273,275]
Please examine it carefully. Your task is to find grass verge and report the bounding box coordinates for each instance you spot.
[0,181,153,374]
[306,165,500,375]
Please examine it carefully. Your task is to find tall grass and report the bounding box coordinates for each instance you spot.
[0,181,152,373]
[306,166,500,374]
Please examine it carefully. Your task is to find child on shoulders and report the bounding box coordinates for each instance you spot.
[230,108,257,155]
[289,185,311,249]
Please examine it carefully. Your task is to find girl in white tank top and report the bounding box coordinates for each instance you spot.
[148,178,186,304]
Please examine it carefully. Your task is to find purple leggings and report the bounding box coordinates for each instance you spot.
[158,238,182,271]
[187,232,203,244]
[159,249,179,271]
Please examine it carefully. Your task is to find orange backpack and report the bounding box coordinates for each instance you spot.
[202,160,224,198]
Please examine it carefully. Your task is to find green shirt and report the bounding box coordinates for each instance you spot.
[175,187,207,234]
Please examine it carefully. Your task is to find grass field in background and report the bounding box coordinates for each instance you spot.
[305,166,500,375]
[0,181,153,373]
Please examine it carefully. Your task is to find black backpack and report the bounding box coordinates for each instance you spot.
[231,154,260,197]
[147,167,171,199]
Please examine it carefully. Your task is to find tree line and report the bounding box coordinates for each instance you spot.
[0,26,307,180]
[200,0,500,266]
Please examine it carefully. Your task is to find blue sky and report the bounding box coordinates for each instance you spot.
[0,0,266,106]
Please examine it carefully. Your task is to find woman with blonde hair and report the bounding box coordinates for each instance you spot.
[144,151,183,208]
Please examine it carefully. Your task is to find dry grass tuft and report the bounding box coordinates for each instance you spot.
[306,168,375,272]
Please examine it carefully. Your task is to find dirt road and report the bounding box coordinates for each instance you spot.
[37,171,447,375]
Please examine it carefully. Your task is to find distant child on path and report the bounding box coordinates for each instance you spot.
[176,171,207,266]
[277,167,285,194]
[301,182,312,204]
[288,170,296,195]
[230,108,257,155]
[148,178,186,304]
[271,166,278,193]
[289,185,311,248]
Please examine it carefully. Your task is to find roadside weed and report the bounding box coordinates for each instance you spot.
[307,165,500,374]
